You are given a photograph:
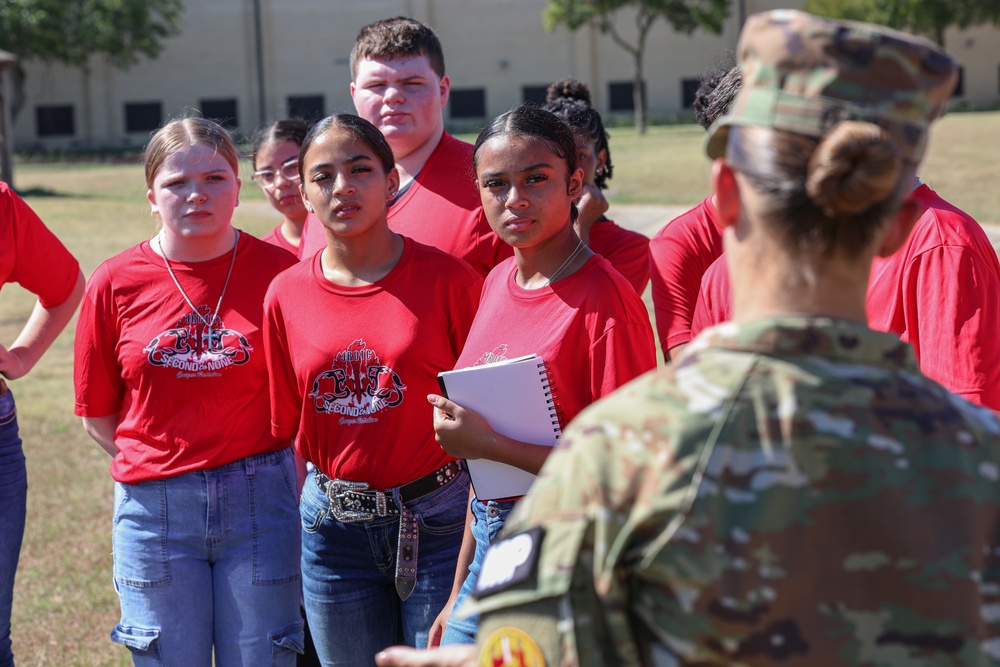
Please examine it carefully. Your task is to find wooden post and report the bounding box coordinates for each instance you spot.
[0,50,16,187]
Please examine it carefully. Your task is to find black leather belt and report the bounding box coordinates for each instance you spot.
[314,460,463,523]
[315,460,464,601]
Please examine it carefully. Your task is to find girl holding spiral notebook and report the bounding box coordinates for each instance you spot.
[426,104,656,646]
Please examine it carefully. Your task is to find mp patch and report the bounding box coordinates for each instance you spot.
[478,626,546,667]
[473,527,544,598]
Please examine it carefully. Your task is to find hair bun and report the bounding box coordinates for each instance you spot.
[805,121,903,218]
[546,77,592,105]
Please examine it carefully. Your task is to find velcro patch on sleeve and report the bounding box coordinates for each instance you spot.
[473,527,544,599]
[478,626,547,667]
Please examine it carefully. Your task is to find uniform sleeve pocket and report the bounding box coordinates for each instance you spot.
[460,518,589,618]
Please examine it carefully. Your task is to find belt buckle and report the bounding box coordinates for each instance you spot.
[326,479,375,523]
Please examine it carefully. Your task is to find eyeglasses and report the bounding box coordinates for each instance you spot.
[251,158,300,189]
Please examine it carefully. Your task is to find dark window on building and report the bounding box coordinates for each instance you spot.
[522,85,549,106]
[608,81,646,112]
[450,88,486,119]
[124,102,163,133]
[35,105,75,137]
[200,98,239,129]
[681,78,701,109]
[287,95,325,121]
[952,66,965,97]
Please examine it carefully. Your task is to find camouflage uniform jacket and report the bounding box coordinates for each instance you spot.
[468,317,1000,667]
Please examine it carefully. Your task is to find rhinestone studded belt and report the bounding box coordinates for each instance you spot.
[314,460,463,523]
[315,460,464,600]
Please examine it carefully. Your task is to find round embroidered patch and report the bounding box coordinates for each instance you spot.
[478,626,546,667]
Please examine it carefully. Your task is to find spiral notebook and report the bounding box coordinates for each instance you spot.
[437,354,562,501]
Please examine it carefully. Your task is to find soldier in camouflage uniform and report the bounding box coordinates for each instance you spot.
[376,9,1000,667]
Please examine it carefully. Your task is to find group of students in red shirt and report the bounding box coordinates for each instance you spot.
[0,13,994,667]
[650,62,1000,410]
[68,16,659,667]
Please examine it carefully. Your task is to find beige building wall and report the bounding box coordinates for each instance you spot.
[12,0,1000,149]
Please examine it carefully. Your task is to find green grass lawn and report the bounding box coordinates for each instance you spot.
[4,111,999,665]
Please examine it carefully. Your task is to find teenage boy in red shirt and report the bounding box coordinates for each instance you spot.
[350,17,510,277]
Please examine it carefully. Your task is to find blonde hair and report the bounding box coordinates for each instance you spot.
[143,117,239,188]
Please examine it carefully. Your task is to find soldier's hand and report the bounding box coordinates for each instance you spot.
[376,645,477,667]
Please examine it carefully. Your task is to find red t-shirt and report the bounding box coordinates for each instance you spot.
[588,218,650,295]
[260,223,297,256]
[299,212,327,261]
[648,197,723,354]
[0,183,80,307]
[868,185,1000,409]
[690,255,728,340]
[456,255,656,427]
[690,185,1000,410]
[264,237,483,489]
[387,133,511,277]
[73,233,297,483]
[260,212,327,262]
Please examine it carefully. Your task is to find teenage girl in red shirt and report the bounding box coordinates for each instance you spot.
[74,117,302,666]
[251,118,312,255]
[263,114,482,666]
[427,104,657,646]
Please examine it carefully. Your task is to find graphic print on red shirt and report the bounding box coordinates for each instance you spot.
[144,306,253,372]
[264,237,483,489]
[310,338,407,423]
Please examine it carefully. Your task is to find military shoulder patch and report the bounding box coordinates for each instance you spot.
[479,626,546,667]
[473,527,544,598]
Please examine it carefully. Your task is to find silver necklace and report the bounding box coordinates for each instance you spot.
[545,238,587,286]
[156,229,240,342]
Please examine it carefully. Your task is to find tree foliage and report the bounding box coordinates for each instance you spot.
[0,0,183,67]
[0,0,183,118]
[804,0,1000,46]
[543,0,730,133]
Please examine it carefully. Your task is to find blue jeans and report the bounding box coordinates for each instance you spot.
[0,390,23,667]
[440,497,517,646]
[111,447,304,666]
[300,467,469,666]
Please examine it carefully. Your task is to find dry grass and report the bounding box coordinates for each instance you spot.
[5,111,999,665]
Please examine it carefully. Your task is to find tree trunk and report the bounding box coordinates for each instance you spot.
[1,64,15,188]
[10,63,25,124]
[633,52,645,134]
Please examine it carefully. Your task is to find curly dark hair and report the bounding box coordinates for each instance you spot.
[693,63,741,131]
[542,77,613,189]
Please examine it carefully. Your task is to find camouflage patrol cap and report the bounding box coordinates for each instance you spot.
[705,9,957,164]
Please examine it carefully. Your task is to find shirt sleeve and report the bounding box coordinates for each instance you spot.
[589,320,656,401]
[649,230,707,354]
[904,245,1000,410]
[590,221,651,296]
[73,265,125,417]
[690,278,713,340]
[262,284,304,439]
[447,272,484,358]
[690,257,731,340]
[7,188,80,307]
